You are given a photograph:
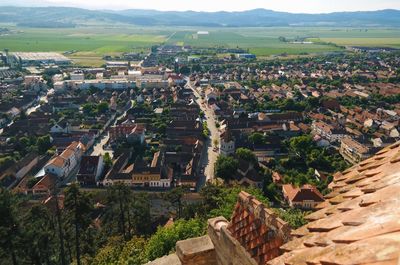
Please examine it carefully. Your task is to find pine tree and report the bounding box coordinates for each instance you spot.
[64,184,93,265]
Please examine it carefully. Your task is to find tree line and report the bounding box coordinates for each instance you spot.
[0,181,309,265]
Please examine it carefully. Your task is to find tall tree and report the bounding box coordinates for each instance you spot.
[0,189,20,265]
[106,183,132,240]
[164,187,186,219]
[54,191,67,265]
[64,184,93,265]
[21,205,55,265]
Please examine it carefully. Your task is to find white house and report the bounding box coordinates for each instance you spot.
[219,129,235,156]
[50,121,70,134]
[44,141,85,179]
[311,121,345,143]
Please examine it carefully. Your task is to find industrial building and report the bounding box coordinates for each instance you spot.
[12,52,71,66]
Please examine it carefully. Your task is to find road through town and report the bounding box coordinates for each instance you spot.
[186,80,219,182]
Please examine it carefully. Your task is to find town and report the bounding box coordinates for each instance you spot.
[0,26,400,265]
[1,47,399,194]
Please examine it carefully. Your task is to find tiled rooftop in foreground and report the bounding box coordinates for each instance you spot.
[271,140,400,265]
[148,141,400,265]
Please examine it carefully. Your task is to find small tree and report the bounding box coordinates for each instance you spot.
[37,135,52,154]
[145,219,205,261]
[163,186,186,219]
[213,138,219,147]
[103,153,113,168]
[248,132,265,145]
[97,102,109,114]
[235,148,257,164]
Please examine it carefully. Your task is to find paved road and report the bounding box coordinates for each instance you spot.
[26,89,54,115]
[90,132,113,158]
[89,106,131,158]
[186,80,219,182]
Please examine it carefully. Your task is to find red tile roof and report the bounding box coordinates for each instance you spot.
[268,141,400,265]
[163,142,400,265]
[282,184,325,203]
[32,174,57,191]
[227,191,291,264]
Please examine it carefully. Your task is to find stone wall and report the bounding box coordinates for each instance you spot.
[208,216,257,265]
[176,235,217,265]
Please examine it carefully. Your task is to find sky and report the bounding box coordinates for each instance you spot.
[3,0,400,13]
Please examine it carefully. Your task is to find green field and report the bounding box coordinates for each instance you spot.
[0,27,167,52]
[165,30,341,56]
[1,25,399,66]
[0,26,170,66]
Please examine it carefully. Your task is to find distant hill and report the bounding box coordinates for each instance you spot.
[1,6,400,27]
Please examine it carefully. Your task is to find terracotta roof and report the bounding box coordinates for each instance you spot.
[66,141,85,152]
[62,141,85,157]
[282,184,325,203]
[60,148,75,160]
[341,137,370,154]
[131,124,145,134]
[268,141,400,265]
[313,120,334,134]
[164,217,174,228]
[32,174,57,191]
[151,151,161,168]
[227,191,291,264]
[48,156,67,168]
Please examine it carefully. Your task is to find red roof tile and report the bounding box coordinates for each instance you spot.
[282,184,325,203]
[268,141,400,265]
[227,191,291,264]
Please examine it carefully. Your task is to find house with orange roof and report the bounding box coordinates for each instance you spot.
[44,141,85,179]
[282,183,325,209]
[311,120,346,143]
[340,137,372,164]
[31,174,57,196]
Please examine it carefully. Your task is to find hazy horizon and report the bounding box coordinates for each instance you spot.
[1,0,400,13]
